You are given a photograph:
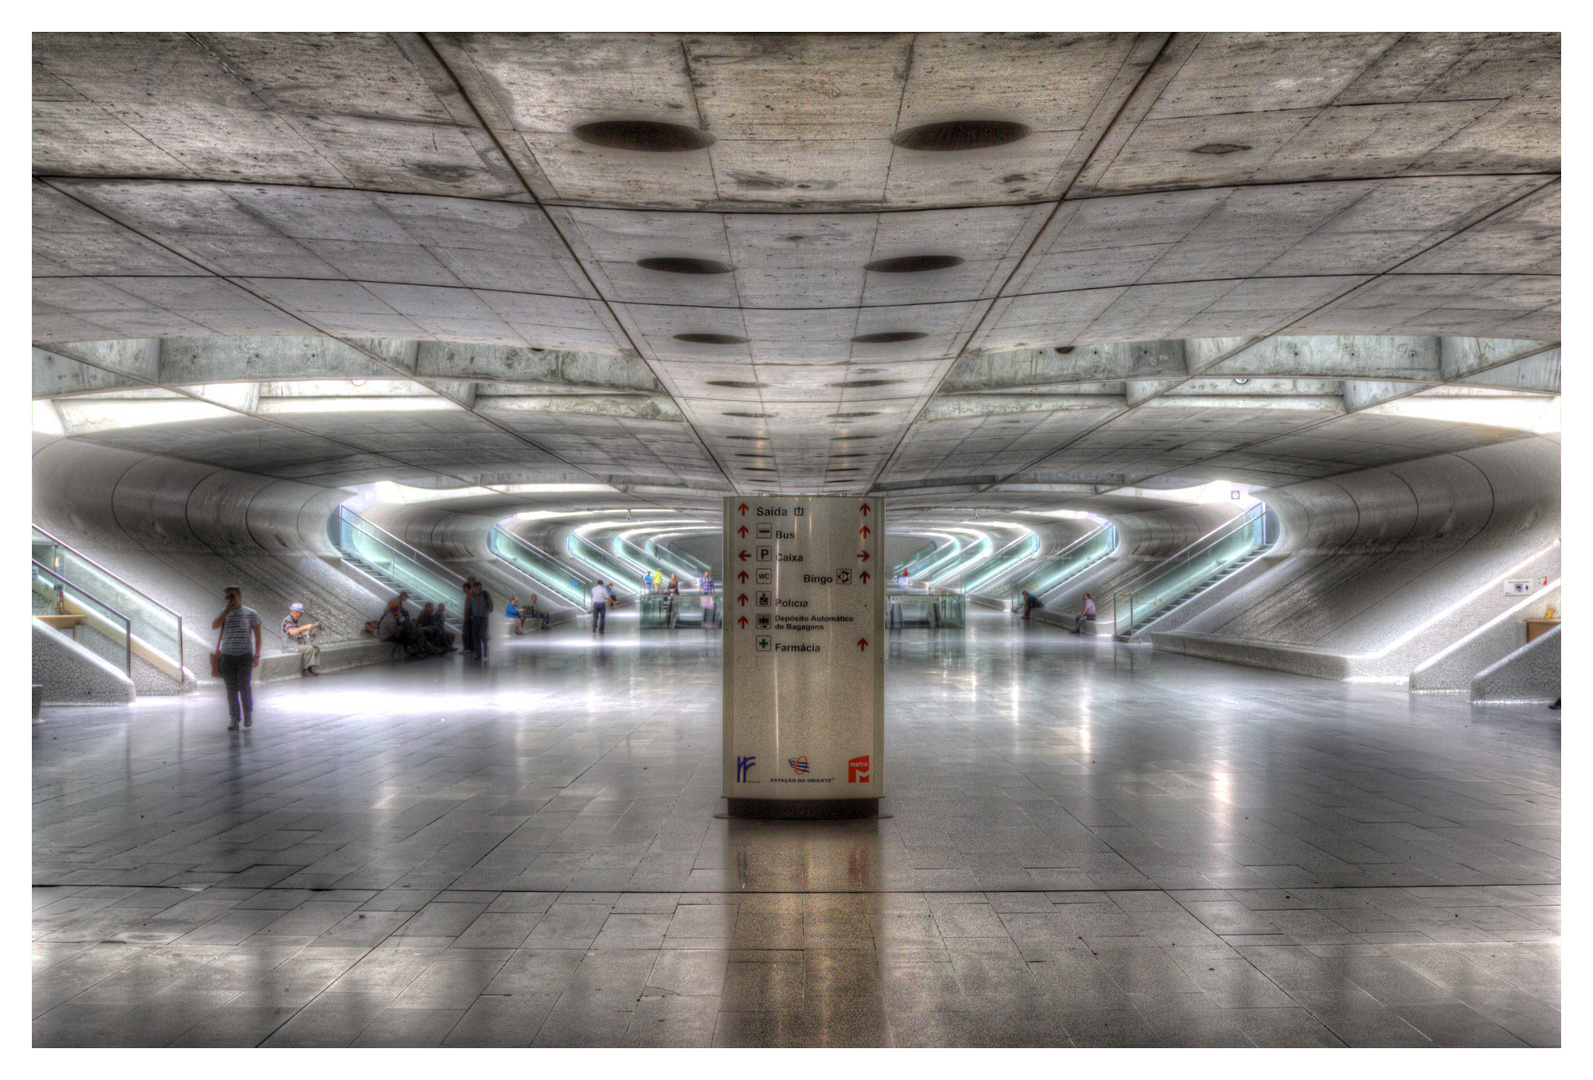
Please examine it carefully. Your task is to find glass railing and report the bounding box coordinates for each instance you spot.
[1005,524,1117,610]
[566,532,643,594]
[329,507,464,617]
[32,560,132,676]
[886,591,965,629]
[32,525,184,668]
[616,535,697,583]
[489,526,591,608]
[928,535,995,589]
[906,540,959,580]
[893,540,938,576]
[960,532,1040,594]
[1112,505,1278,637]
[649,538,711,576]
[639,592,720,629]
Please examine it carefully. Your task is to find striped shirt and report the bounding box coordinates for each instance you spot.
[219,606,261,655]
[282,614,317,642]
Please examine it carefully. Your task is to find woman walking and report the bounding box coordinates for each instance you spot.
[212,585,262,731]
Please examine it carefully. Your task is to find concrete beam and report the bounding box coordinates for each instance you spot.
[33,348,145,397]
[920,393,1124,422]
[480,395,684,421]
[943,341,1187,393]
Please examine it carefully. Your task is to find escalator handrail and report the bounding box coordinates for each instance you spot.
[1112,503,1270,603]
[31,525,184,622]
[334,507,466,589]
[1008,521,1113,599]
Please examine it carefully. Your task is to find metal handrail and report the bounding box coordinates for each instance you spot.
[32,524,184,665]
[489,525,592,604]
[1006,521,1113,599]
[1113,504,1268,602]
[33,560,133,676]
[334,507,466,588]
[961,532,1041,594]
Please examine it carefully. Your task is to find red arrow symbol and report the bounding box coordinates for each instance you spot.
[856,637,869,652]
[859,524,871,539]
[859,570,871,584]
[737,616,748,629]
[737,525,749,538]
[738,593,749,607]
[738,503,749,516]
[857,550,870,561]
[737,570,749,583]
[738,550,750,562]
[859,503,871,516]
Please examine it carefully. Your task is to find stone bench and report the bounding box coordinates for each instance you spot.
[256,639,399,682]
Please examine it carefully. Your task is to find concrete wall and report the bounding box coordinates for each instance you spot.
[1153,435,1560,680]
[33,435,394,680]
[1472,625,1560,704]
[33,618,135,705]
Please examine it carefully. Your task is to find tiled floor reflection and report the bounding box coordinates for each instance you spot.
[33,608,1560,1046]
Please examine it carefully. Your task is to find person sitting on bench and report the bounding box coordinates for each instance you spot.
[1071,593,1096,634]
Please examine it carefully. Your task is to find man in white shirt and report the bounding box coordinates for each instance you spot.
[591,580,609,634]
[1072,593,1096,634]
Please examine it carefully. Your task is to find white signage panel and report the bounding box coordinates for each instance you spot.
[722,496,885,803]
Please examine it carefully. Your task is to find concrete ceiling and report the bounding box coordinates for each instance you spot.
[32,33,1560,521]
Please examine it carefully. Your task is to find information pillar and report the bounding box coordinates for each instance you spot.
[722,495,885,818]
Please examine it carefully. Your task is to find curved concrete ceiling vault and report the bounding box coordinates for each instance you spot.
[32,32,1560,525]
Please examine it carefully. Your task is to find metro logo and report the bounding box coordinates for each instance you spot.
[848,756,870,783]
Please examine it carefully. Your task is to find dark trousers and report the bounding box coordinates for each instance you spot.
[592,601,606,632]
[218,652,253,722]
[420,625,447,652]
[461,616,475,654]
[528,608,550,628]
[469,615,489,656]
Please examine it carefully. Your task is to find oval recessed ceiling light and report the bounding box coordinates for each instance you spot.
[832,379,900,389]
[734,452,772,458]
[724,411,772,418]
[831,433,880,440]
[706,379,763,389]
[638,256,733,275]
[852,331,925,345]
[826,467,863,472]
[830,452,869,458]
[676,333,748,345]
[1054,346,1075,355]
[1192,143,1251,156]
[891,119,1030,152]
[864,254,965,274]
[573,120,715,152]
[831,411,880,419]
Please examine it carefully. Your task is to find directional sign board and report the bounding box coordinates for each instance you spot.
[723,496,884,815]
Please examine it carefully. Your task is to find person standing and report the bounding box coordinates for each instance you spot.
[591,579,609,634]
[460,579,477,656]
[212,585,262,730]
[282,602,321,675]
[1071,593,1096,634]
[465,579,494,658]
[699,571,715,627]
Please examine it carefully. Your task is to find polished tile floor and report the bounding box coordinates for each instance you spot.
[33,608,1560,1046]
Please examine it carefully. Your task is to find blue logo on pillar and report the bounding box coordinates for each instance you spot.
[736,755,756,782]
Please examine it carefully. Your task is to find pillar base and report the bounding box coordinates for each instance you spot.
[723,797,881,820]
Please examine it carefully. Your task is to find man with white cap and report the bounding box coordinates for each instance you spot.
[282,603,322,676]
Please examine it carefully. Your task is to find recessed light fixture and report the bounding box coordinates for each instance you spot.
[1054,346,1075,355]
[832,379,900,389]
[638,256,733,275]
[830,453,869,458]
[676,333,748,345]
[1233,378,1250,385]
[831,434,880,440]
[831,411,879,419]
[706,379,763,389]
[852,331,925,344]
[891,119,1030,152]
[864,254,964,273]
[724,411,772,418]
[1192,143,1251,156]
[724,434,767,441]
[573,120,715,152]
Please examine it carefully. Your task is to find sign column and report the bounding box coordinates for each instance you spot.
[722,495,885,818]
